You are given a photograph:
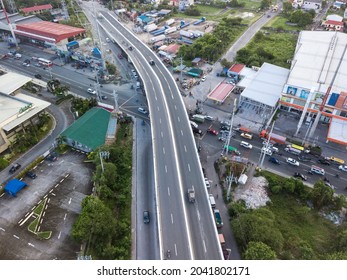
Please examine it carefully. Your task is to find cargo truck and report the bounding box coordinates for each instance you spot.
[259,129,286,145]
[164,26,177,35]
[179,30,194,39]
[150,35,166,43]
[166,18,175,26]
[214,209,223,228]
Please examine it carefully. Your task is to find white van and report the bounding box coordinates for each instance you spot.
[310,165,325,175]
[209,194,216,208]
[136,82,141,89]
[190,121,198,129]
[261,147,273,156]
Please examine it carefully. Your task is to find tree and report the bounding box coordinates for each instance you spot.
[72,196,116,252]
[220,58,233,69]
[244,241,277,260]
[260,0,272,10]
[282,1,293,16]
[311,180,334,209]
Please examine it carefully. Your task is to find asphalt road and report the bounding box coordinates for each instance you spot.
[99,11,223,259]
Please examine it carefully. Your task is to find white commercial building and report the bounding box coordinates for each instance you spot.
[280,31,347,145]
[0,72,50,153]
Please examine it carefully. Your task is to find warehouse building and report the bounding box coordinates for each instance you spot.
[280,31,347,145]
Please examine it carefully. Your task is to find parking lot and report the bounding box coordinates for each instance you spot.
[0,151,93,259]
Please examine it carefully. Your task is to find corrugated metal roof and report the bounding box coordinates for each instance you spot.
[61,108,111,151]
[287,31,347,95]
[21,4,53,14]
[241,63,289,108]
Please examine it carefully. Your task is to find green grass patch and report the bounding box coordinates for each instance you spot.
[268,194,338,259]
[33,201,44,216]
[37,231,52,239]
[235,31,297,68]
[264,16,303,31]
[28,218,39,233]
[238,0,262,9]
[196,4,224,15]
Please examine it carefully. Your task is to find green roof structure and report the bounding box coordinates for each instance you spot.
[60,107,111,152]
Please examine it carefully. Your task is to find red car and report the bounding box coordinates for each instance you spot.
[207,128,218,135]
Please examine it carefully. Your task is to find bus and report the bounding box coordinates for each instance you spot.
[38,58,53,67]
[290,144,304,151]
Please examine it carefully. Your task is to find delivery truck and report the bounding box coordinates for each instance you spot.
[259,129,286,145]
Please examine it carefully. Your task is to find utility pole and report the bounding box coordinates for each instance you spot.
[222,98,237,156]
[258,121,275,168]
[0,0,18,48]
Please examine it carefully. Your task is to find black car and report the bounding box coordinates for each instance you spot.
[294,172,307,181]
[46,153,57,161]
[192,127,202,135]
[298,155,312,162]
[143,211,150,224]
[26,170,37,179]
[318,158,331,165]
[268,157,280,164]
[9,163,21,174]
[149,59,155,65]
[34,74,42,79]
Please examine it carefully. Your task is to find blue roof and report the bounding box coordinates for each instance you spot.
[4,179,27,197]
[67,40,78,47]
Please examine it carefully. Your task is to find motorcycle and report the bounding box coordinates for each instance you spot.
[166,250,171,259]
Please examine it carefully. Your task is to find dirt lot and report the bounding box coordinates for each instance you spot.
[0,151,93,260]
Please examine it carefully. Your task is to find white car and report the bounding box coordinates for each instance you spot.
[240,141,252,149]
[261,147,272,156]
[204,178,210,189]
[286,158,299,166]
[201,76,206,82]
[87,88,96,95]
[339,165,347,172]
[138,107,148,114]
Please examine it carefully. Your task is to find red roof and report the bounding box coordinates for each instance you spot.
[164,44,180,54]
[21,4,53,14]
[229,63,245,74]
[207,82,235,103]
[324,20,344,26]
[15,21,85,43]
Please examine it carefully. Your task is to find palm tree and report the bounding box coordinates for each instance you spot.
[56,135,67,145]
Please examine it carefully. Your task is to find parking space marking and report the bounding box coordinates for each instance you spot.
[0,193,4,198]
[28,243,35,248]
[60,178,65,183]
[58,231,61,239]
[18,219,23,224]
[13,235,19,239]
[54,184,59,188]
[64,213,67,221]
[68,198,72,205]
[31,206,35,211]
[51,193,56,196]
[65,174,70,178]
[24,212,30,217]
[37,199,42,204]
[20,212,34,226]
[0,227,5,232]
[49,189,54,193]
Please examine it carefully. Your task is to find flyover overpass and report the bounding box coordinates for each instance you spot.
[99,11,223,260]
